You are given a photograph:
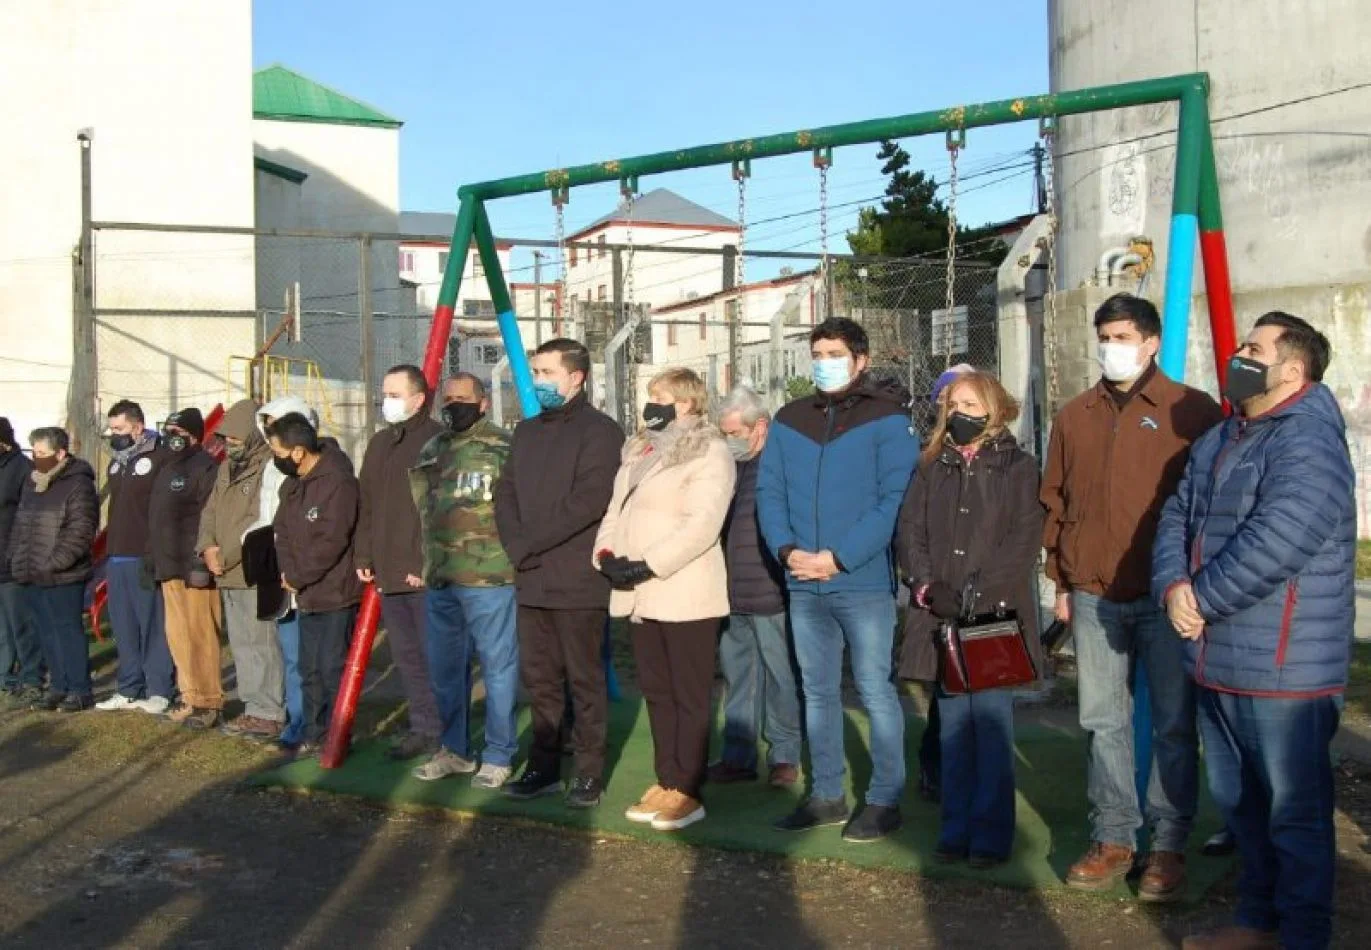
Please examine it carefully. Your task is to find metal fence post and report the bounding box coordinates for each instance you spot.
[71,130,100,459]
[358,234,376,433]
[490,354,509,426]
[603,311,642,431]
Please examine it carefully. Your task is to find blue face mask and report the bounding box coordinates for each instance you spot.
[534,381,566,410]
[812,357,853,393]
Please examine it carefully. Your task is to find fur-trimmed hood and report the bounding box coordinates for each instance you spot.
[621,421,723,469]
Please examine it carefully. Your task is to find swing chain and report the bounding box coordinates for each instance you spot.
[733,160,749,329]
[814,148,832,316]
[1040,118,1062,414]
[944,129,964,367]
[621,178,638,421]
[553,187,569,337]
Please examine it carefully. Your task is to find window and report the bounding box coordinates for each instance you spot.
[437,251,449,274]
[598,235,607,259]
[472,254,484,279]
[570,246,577,267]
[400,250,414,273]
[446,336,461,375]
[699,312,707,341]
[462,299,497,318]
[597,284,607,302]
[475,343,503,365]
[667,322,678,346]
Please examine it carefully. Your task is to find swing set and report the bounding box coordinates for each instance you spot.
[320,72,1239,769]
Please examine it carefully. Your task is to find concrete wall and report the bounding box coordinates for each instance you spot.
[1048,0,1371,534]
[0,0,255,446]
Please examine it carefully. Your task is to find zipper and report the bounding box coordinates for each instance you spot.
[812,402,836,567]
[1275,578,1298,668]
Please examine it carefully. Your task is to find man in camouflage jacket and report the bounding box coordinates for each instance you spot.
[408,374,519,788]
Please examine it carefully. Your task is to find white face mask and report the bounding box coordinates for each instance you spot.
[381,396,414,425]
[1097,342,1146,383]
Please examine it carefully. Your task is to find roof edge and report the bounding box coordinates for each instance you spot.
[253,156,309,183]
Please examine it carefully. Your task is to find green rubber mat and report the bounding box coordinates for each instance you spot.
[249,699,1230,898]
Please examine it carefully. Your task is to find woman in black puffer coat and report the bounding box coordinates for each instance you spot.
[9,427,99,711]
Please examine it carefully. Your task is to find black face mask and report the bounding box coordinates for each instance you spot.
[1222,355,1273,408]
[165,434,189,454]
[643,402,676,431]
[442,402,484,433]
[946,411,989,446]
[109,434,134,453]
[273,455,300,478]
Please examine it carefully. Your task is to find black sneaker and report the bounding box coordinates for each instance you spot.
[387,732,439,761]
[841,804,903,843]
[565,776,604,809]
[182,707,222,730]
[502,770,564,801]
[1201,828,1236,857]
[773,796,850,832]
[33,690,66,712]
[58,694,95,713]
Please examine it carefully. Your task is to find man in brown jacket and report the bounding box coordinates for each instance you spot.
[269,413,362,756]
[355,364,446,760]
[1041,293,1222,900]
[494,338,624,808]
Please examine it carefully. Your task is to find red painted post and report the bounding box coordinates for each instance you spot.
[320,199,479,768]
[1198,127,1238,404]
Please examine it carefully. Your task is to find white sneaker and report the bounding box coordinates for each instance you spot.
[412,748,478,782]
[135,696,170,715]
[471,763,513,789]
[95,694,139,712]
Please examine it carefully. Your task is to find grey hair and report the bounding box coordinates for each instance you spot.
[717,385,769,426]
[29,427,70,453]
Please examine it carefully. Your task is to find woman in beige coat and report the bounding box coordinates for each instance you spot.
[594,367,735,832]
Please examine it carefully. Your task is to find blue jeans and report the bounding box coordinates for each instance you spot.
[790,590,905,806]
[937,688,1016,858]
[1072,591,1197,851]
[0,581,44,689]
[25,583,91,697]
[718,611,803,770]
[1199,689,1338,950]
[106,557,172,700]
[425,585,519,766]
[277,613,306,746]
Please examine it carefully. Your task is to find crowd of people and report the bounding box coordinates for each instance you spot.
[0,296,1355,949]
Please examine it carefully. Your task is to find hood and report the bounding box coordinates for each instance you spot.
[814,372,910,409]
[50,456,96,485]
[1245,382,1347,440]
[220,399,264,444]
[257,396,319,437]
[303,440,354,481]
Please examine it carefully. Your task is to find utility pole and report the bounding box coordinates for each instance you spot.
[359,235,376,433]
[71,129,98,458]
[532,250,543,345]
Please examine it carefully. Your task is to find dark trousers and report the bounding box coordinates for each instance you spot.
[937,688,1017,859]
[298,607,356,744]
[381,591,441,739]
[1199,688,1339,950]
[0,581,44,689]
[106,558,173,699]
[519,606,607,780]
[25,583,91,698]
[920,693,942,784]
[632,617,721,800]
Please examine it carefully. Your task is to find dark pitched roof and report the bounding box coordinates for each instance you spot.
[571,188,738,238]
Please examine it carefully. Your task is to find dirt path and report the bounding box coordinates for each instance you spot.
[0,709,1368,949]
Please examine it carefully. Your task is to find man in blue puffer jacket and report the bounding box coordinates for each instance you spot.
[1153,312,1354,950]
[757,317,920,843]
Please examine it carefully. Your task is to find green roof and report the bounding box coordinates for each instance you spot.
[253,65,402,129]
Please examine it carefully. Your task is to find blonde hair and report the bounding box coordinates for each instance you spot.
[922,371,1019,462]
[647,367,709,416]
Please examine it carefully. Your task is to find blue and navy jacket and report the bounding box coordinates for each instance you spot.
[1152,384,1356,697]
[757,376,919,595]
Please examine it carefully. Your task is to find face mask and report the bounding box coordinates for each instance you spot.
[381,396,414,426]
[273,455,300,478]
[1223,355,1276,407]
[109,434,134,453]
[442,402,483,433]
[812,357,853,393]
[642,402,676,431]
[165,434,189,454]
[725,436,753,460]
[946,412,989,447]
[32,455,60,475]
[534,381,566,410]
[224,442,248,462]
[1097,341,1146,383]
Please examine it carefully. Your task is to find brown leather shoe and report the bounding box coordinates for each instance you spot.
[706,761,758,783]
[768,763,800,788]
[1066,842,1136,890]
[1138,850,1187,902]
[1180,925,1280,949]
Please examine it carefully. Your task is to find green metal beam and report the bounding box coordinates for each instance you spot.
[459,73,1209,202]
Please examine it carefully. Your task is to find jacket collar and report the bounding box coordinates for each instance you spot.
[623,420,720,469]
[387,403,436,443]
[1084,361,1167,410]
[934,430,1017,470]
[537,390,587,422]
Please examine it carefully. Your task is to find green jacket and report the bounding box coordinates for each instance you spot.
[410,417,515,588]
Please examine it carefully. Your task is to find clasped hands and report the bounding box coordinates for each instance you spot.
[1165,582,1206,640]
[786,549,839,582]
[598,551,655,591]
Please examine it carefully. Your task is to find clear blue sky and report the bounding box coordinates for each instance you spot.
[253,1,1048,277]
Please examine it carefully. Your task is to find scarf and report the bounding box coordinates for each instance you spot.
[31,457,70,493]
[114,429,157,465]
[627,415,699,492]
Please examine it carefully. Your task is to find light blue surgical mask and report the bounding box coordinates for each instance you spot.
[534,381,566,410]
[811,357,853,393]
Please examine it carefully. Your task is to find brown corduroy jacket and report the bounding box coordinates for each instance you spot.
[1040,365,1222,602]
